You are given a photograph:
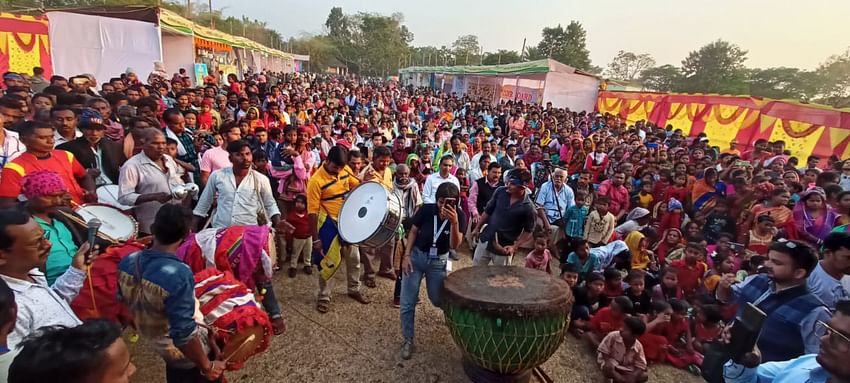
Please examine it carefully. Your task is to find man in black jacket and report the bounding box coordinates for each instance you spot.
[57,108,126,186]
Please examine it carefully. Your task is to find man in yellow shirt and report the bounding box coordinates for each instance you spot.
[307,146,369,313]
[358,146,395,287]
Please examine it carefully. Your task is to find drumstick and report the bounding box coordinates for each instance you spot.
[54,209,120,244]
[222,334,256,363]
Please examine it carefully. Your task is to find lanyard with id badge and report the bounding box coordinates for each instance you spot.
[430,215,449,259]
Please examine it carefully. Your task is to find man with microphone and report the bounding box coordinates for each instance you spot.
[0,209,92,350]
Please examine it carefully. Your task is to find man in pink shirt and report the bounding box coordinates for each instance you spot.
[597,171,629,220]
[200,125,241,185]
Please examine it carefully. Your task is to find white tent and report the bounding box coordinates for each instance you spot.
[400,59,601,112]
[47,11,162,83]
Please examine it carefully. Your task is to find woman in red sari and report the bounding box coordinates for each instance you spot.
[652,228,685,266]
[567,138,587,175]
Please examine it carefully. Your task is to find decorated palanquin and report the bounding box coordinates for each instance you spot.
[0,13,51,76]
[597,91,850,165]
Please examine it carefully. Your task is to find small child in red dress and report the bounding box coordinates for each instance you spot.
[524,233,552,273]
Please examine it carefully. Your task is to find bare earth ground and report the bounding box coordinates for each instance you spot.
[127,248,701,383]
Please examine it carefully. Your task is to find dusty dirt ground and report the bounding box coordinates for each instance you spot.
[127,248,702,383]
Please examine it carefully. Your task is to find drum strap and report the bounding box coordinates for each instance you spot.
[320,192,347,201]
[432,215,449,248]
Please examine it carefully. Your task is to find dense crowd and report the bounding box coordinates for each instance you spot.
[0,63,845,383]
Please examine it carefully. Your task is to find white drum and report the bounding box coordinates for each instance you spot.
[337,182,402,248]
[96,184,133,211]
[75,204,139,242]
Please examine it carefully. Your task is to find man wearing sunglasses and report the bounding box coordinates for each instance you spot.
[717,239,832,363]
[724,299,850,383]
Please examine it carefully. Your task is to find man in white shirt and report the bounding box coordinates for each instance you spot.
[51,105,81,148]
[448,136,470,173]
[0,210,88,349]
[470,141,497,170]
[118,129,187,235]
[423,155,460,204]
[193,140,283,230]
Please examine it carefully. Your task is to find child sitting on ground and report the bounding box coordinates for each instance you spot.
[570,272,609,336]
[597,317,649,383]
[703,252,736,292]
[586,296,634,349]
[602,267,625,300]
[624,270,652,315]
[564,239,598,281]
[638,300,672,364]
[663,299,702,375]
[691,303,723,354]
[651,267,684,302]
[668,242,708,299]
[524,231,552,272]
[560,263,579,288]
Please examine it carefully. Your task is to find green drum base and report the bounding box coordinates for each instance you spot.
[443,304,568,375]
[463,359,531,383]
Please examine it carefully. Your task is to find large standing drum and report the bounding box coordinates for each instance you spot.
[337,181,401,247]
[442,266,572,383]
[194,268,272,371]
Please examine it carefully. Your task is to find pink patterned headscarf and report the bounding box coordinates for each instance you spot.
[22,170,67,200]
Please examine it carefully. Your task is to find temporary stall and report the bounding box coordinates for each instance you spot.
[157,10,195,85]
[0,13,52,77]
[292,54,309,73]
[400,59,601,112]
[47,9,162,84]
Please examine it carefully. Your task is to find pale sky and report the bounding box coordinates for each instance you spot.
[214,0,849,70]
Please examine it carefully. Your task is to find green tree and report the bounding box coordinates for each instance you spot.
[680,40,749,94]
[451,35,480,65]
[605,50,656,81]
[535,21,593,70]
[482,50,521,65]
[747,67,818,101]
[639,65,684,92]
[812,49,850,107]
[325,7,351,41]
[524,46,545,61]
[347,12,412,76]
[288,34,337,73]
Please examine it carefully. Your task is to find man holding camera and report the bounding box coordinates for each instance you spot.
[716,239,832,363]
[723,299,850,383]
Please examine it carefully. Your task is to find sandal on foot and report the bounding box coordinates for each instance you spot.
[316,301,330,314]
[272,317,286,335]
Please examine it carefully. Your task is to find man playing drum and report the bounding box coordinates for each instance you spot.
[470,168,536,266]
[359,145,396,287]
[118,129,187,235]
[308,146,369,313]
[192,139,290,334]
[118,204,226,383]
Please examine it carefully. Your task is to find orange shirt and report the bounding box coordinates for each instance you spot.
[0,150,87,203]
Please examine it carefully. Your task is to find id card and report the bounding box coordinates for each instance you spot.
[429,247,439,259]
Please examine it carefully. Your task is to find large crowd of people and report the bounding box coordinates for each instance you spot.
[0,64,846,383]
